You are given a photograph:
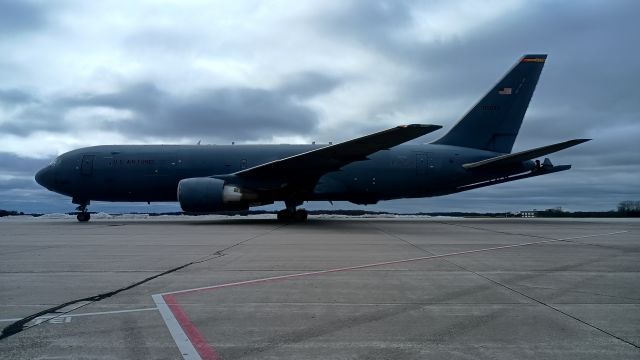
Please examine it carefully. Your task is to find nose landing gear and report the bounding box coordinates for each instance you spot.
[74,200,91,222]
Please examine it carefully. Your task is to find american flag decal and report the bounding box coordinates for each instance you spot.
[498,87,512,95]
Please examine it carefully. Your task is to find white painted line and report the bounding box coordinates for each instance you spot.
[152,294,202,360]
[0,307,159,323]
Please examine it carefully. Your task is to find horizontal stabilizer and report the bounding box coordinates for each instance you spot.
[463,139,590,170]
[458,163,572,191]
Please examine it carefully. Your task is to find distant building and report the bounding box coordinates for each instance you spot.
[520,210,537,218]
[520,207,566,218]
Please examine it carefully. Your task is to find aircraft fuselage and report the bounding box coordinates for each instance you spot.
[36,144,533,205]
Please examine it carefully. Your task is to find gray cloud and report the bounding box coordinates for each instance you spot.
[72,82,320,140]
[314,0,640,178]
[0,176,38,193]
[0,89,36,104]
[279,72,342,99]
[0,152,49,176]
[0,0,51,36]
[0,89,65,135]
[318,0,640,111]
[0,152,48,212]
[0,74,339,141]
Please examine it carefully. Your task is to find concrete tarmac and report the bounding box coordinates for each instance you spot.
[0,215,638,359]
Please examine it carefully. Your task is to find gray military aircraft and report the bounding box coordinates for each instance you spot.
[35,54,589,222]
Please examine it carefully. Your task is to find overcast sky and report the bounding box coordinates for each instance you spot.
[1,0,638,214]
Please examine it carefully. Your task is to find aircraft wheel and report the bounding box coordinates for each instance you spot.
[294,209,308,222]
[77,212,90,222]
[277,210,290,222]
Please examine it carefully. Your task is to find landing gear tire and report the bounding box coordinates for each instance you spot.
[75,201,90,222]
[277,209,308,222]
[77,212,90,222]
[277,209,290,222]
[294,209,308,222]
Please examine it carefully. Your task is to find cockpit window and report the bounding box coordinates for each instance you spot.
[50,157,62,167]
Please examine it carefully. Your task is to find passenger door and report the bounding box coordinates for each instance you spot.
[80,155,95,176]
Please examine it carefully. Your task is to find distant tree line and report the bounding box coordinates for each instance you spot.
[2,202,640,218]
[0,210,25,217]
[617,201,640,216]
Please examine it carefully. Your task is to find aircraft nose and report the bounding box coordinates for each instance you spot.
[35,166,54,189]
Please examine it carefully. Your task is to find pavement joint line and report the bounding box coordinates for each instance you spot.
[377,226,640,349]
[157,230,627,297]
[513,284,640,302]
[0,224,285,341]
[152,230,628,360]
[0,307,159,323]
[463,266,640,349]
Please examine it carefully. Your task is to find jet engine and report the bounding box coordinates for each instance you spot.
[177,177,250,212]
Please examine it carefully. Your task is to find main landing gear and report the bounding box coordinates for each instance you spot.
[277,200,308,222]
[74,200,91,222]
[277,208,308,222]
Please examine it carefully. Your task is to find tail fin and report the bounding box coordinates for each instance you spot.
[433,54,547,153]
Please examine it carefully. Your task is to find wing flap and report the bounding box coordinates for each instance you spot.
[462,139,590,170]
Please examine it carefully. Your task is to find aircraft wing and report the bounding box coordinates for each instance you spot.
[233,124,441,183]
[462,139,591,170]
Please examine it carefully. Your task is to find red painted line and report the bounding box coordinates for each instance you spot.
[163,294,221,360]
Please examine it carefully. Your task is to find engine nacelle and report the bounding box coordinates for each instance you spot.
[177,177,249,212]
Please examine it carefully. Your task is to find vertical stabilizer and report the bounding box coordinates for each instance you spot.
[433,54,547,153]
